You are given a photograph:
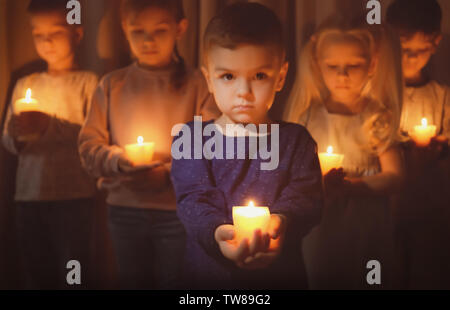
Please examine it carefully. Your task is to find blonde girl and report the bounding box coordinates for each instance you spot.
[285,15,404,289]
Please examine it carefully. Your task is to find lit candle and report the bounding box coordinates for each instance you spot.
[124,136,155,166]
[232,201,271,244]
[318,146,344,175]
[14,88,39,114]
[410,118,437,147]
[14,88,41,142]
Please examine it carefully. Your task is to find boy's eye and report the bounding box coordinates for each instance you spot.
[255,72,268,80]
[33,33,45,40]
[220,73,234,81]
[154,28,168,35]
[327,65,338,70]
[131,29,145,35]
[348,64,362,69]
[51,31,65,38]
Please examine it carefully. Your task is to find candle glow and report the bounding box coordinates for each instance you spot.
[124,136,155,166]
[14,88,39,114]
[232,200,271,244]
[318,146,344,175]
[410,118,437,147]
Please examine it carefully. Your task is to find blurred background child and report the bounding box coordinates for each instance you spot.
[285,15,404,289]
[387,0,450,289]
[78,0,219,290]
[1,0,98,289]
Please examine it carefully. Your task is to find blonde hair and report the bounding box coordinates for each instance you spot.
[285,15,403,150]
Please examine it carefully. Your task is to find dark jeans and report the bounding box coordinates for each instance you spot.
[16,199,95,290]
[108,205,186,290]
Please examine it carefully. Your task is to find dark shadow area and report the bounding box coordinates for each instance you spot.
[0,60,46,290]
[427,33,450,86]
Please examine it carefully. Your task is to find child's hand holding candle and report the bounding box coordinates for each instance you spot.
[12,88,49,142]
[318,146,344,175]
[214,202,286,269]
[14,89,39,114]
[410,118,437,147]
[232,201,271,244]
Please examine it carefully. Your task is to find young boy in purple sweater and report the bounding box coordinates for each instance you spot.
[171,3,323,289]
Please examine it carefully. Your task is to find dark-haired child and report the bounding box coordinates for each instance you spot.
[387,0,449,140]
[387,0,450,289]
[171,2,323,289]
[78,0,219,289]
[2,0,98,289]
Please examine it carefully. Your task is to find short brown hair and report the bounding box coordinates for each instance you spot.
[203,2,285,59]
[120,0,185,22]
[387,0,442,38]
[27,0,69,15]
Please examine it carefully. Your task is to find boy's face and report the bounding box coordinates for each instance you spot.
[317,34,375,104]
[202,44,288,125]
[400,32,442,80]
[30,11,82,67]
[122,7,187,68]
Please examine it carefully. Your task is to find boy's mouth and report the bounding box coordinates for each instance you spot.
[142,50,158,55]
[233,104,254,112]
[335,85,350,89]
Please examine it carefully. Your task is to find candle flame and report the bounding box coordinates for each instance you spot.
[248,201,255,208]
[25,88,32,102]
[327,146,333,154]
[137,136,144,145]
[421,118,428,127]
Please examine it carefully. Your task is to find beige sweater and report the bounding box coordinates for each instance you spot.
[2,71,98,201]
[78,62,220,210]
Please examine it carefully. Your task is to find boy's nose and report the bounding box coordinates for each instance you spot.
[41,40,53,49]
[236,78,253,100]
[337,67,349,77]
[143,33,156,43]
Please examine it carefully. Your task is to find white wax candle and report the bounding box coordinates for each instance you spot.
[124,136,155,166]
[14,88,39,114]
[318,146,344,175]
[410,118,437,147]
[232,201,271,244]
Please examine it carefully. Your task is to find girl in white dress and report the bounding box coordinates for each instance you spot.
[285,15,404,290]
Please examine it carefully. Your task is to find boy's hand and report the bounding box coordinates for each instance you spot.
[9,112,50,140]
[215,225,250,265]
[430,135,449,160]
[19,112,50,136]
[120,164,168,192]
[239,214,286,270]
[324,168,347,199]
[118,153,162,173]
[215,215,287,270]
[118,154,136,173]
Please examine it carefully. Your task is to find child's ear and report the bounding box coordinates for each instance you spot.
[74,26,84,44]
[368,56,378,78]
[201,66,213,93]
[432,34,443,53]
[121,21,129,40]
[176,18,189,40]
[275,61,289,92]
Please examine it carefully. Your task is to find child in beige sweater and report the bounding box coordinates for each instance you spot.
[78,0,219,289]
[2,0,98,289]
